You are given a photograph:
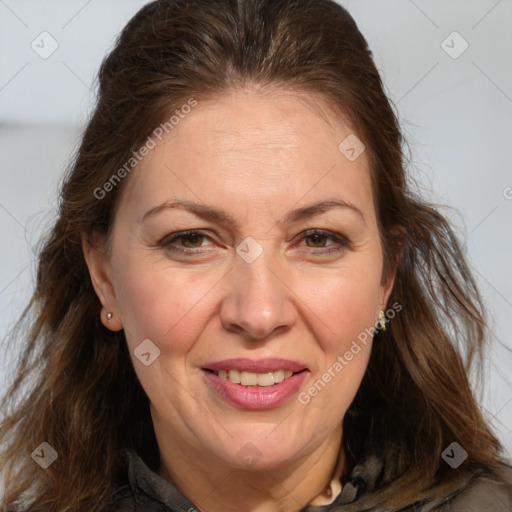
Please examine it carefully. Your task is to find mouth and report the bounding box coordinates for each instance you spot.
[201,359,310,410]
[203,368,307,387]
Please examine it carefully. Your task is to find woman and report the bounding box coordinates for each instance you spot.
[1,0,511,510]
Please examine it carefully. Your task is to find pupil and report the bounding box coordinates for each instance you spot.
[185,234,201,246]
[309,234,324,247]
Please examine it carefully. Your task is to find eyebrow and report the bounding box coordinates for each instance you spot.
[140,198,365,228]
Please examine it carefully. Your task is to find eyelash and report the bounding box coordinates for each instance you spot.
[159,229,349,256]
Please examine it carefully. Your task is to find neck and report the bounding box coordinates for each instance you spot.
[155,424,344,512]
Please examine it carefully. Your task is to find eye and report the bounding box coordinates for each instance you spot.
[158,228,349,257]
[159,230,214,253]
[297,229,349,255]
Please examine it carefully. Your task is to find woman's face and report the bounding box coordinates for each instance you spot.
[87,88,394,470]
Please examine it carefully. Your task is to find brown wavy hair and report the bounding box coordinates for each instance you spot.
[1,0,510,511]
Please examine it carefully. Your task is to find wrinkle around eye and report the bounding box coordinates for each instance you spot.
[154,228,355,260]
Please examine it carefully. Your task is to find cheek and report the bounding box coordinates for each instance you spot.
[112,255,218,353]
[298,263,382,347]
[297,272,378,421]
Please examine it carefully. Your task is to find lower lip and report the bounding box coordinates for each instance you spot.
[202,370,309,410]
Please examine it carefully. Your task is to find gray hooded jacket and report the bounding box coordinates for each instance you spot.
[104,449,512,511]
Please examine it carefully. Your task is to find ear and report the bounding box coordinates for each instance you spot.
[82,232,123,331]
[379,223,406,310]
[380,273,395,312]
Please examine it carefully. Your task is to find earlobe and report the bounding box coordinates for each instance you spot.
[101,307,123,332]
[81,232,123,331]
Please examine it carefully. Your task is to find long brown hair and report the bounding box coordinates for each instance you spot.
[1,1,509,510]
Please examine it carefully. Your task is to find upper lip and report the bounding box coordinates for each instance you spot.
[203,358,308,373]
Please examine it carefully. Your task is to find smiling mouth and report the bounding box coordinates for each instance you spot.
[203,368,307,387]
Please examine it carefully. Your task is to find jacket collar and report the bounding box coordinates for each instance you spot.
[124,448,384,511]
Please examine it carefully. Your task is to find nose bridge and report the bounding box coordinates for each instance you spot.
[219,242,295,339]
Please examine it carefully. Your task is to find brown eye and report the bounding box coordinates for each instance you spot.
[305,233,330,248]
[160,230,213,254]
[179,233,205,248]
[297,229,350,255]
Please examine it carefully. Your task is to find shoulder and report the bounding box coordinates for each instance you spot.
[441,465,512,512]
[100,484,139,512]
[101,485,136,512]
[101,484,171,512]
[99,451,172,512]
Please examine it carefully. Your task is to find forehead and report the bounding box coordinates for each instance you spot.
[119,88,374,222]
[169,87,355,157]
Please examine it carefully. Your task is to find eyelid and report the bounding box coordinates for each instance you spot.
[158,229,215,247]
[294,228,350,247]
[159,228,350,254]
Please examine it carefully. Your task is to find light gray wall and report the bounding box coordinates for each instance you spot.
[1,0,511,460]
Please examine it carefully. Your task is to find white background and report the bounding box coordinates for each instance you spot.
[1,0,511,460]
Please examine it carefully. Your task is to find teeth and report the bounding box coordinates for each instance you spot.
[240,371,258,386]
[228,369,240,383]
[256,372,274,387]
[215,369,297,386]
[273,369,285,383]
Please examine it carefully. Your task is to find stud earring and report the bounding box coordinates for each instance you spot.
[106,312,113,322]
[378,310,386,331]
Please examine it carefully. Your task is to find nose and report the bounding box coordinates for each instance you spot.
[218,251,297,341]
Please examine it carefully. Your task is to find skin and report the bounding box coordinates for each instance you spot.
[83,86,395,512]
